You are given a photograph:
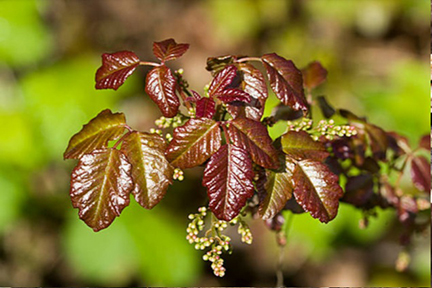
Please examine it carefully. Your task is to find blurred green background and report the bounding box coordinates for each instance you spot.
[0,0,429,286]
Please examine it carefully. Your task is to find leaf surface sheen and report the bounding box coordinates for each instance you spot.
[152,38,189,63]
[217,88,251,103]
[262,53,307,111]
[145,65,180,118]
[292,159,343,223]
[208,65,237,97]
[95,51,140,90]
[121,132,173,209]
[64,109,126,159]
[239,63,268,121]
[195,97,216,119]
[281,131,329,161]
[165,118,222,169]
[410,155,430,192]
[203,144,254,221]
[70,148,133,231]
[227,117,279,169]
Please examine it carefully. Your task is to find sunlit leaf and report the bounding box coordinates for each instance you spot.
[203,144,254,221]
[302,61,327,90]
[239,63,268,121]
[121,132,173,209]
[281,131,329,161]
[208,65,237,97]
[410,155,430,192]
[217,88,251,103]
[64,109,126,159]
[95,51,140,90]
[227,117,279,169]
[206,55,235,75]
[165,118,222,169]
[292,159,343,223]
[152,38,189,63]
[145,65,180,117]
[196,97,216,119]
[261,53,307,111]
[70,148,133,231]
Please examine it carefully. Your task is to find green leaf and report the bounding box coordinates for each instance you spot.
[121,132,173,209]
[281,130,329,161]
[165,118,222,169]
[70,148,133,231]
[64,109,126,159]
[203,144,254,221]
[227,117,279,169]
[292,159,343,223]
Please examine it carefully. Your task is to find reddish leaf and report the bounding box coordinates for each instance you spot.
[70,148,133,231]
[239,63,268,121]
[152,38,189,63]
[203,144,254,221]
[292,159,343,223]
[281,131,329,161]
[64,109,126,159]
[208,65,237,97]
[419,135,430,150]
[341,174,375,207]
[145,65,180,117]
[364,123,388,160]
[259,161,295,219]
[165,118,222,169]
[217,88,251,103]
[302,61,328,90]
[227,117,279,169]
[261,53,307,111]
[95,51,140,90]
[317,95,335,119]
[196,97,216,119]
[121,132,173,209]
[410,156,430,192]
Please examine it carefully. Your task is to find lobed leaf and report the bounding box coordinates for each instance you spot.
[165,118,222,169]
[145,65,180,118]
[121,132,173,209]
[70,148,133,231]
[302,61,327,90]
[208,65,237,98]
[95,51,140,90]
[152,38,189,63]
[410,155,430,192]
[226,117,279,169]
[196,97,216,119]
[292,159,343,223]
[261,53,307,111]
[281,131,329,161]
[64,109,126,159]
[202,144,254,221]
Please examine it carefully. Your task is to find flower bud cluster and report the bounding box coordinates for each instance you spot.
[238,219,253,244]
[188,107,196,118]
[154,115,183,129]
[308,119,357,141]
[186,206,207,244]
[149,128,162,136]
[286,118,313,132]
[173,168,184,181]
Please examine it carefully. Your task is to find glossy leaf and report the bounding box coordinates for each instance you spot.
[121,132,173,209]
[239,63,268,120]
[261,53,307,111]
[281,131,329,161]
[203,144,254,221]
[152,38,189,63]
[70,148,133,231]
[64,109,126,159]
[196,97,216,119]
[259,161,295,219]
[95,51,140,90]
[410,155,430,192]
[165,118,222,169]
[302,61,327,90]
[145,65,180,118]
[292,159,343,223]
[217,88,251,103]
[208,65,237,98]
[226,117,279,169]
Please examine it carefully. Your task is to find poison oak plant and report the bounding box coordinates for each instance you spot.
[64,39,430,277]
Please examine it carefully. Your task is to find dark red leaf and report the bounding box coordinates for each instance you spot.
[261,53,307,111]
[121,132,173,209]
[419,135,430,150]
[239,63,268,121]
[292,159,343,223]
[95,51,140,90]
[165,118,222,169]
[302,61,328,90]
[281,131,329,161]
[208,65,237,97]
[196,97,216,119]
[217,88,251,103]
[410,155,430,192]
[203,144,254,221]
[70,148,133,231]
[64,109,126,159]
[226,117,279,169]
[152,38,189,63]
[145,65,180,118]
[317,96,335,118]
[341,174,375,208]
